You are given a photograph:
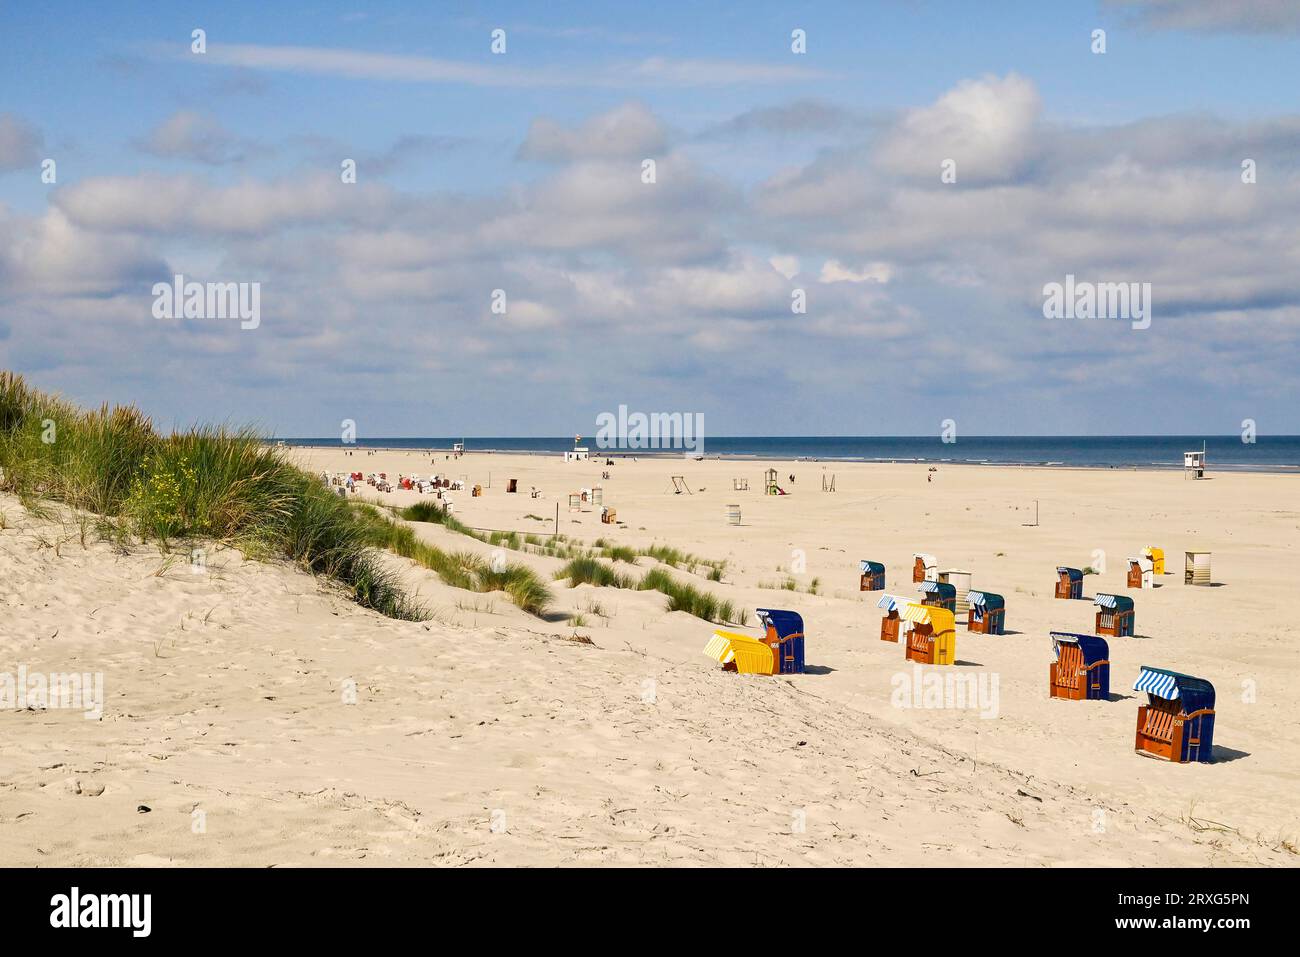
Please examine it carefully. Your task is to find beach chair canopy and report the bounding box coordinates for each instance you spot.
[966,590,1004,611]
[916,580,956,599]
[876,594,915,613]
[859,560,885,574]
[1129,556,1154,572]
[756,608,803,641]
[1057,566,1083,581]
[899,604,955,632]
[913,553,937,566]
[1133,666,1215,711]
[1143,546,1164,561]
[1051,631,1109,667]
[1094,593,1134,612]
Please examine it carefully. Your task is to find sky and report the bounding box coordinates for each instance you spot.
[2,0,1299,438]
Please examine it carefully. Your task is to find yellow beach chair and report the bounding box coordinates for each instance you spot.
[703,629,777,675]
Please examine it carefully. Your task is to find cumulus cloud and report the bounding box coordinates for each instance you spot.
[876,73,1042,184]
[8,88,1300,433]
[138,110,249,165]
[519,102,667,161]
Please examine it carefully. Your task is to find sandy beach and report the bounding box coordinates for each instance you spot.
[2,448,1295,866]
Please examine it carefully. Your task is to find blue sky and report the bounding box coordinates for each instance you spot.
[2,0,1300,436]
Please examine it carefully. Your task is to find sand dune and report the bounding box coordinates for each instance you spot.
[1,450,1296,866]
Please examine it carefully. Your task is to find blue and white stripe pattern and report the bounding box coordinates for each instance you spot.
[966,590,986,607]
[876,594,911,612]
[1134,667,1179,700]
[916,580,942,593]
[1095,593,1120,608]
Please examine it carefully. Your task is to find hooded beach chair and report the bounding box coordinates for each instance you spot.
[876,593,915,642]
[1049,632,1109,700]
[916,579,957,614]
[706,609,805,675]
[1142,546,1165,576]
[912,553,938,583]
[1127,556,1154,589]
[966,590,1005,634]
[859,560,886,591]
[1094,593,1134,637]
[1055,566,1083,600]
[901,604,956,665]
[1133,667,1216,763]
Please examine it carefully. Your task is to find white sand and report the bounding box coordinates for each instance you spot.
[0,449,1295,866]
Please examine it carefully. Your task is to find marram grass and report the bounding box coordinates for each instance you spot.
[0,371,427,619]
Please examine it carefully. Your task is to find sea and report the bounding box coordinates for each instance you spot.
[278,436,1300,473]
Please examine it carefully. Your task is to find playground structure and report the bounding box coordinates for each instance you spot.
[1055,566,1084,600]
[1143,546,1166,576]
[876,594,912,642]
[1133,667,1216,763]
[763,469,787,495]
[912,553,938,583]
[1185,550,1212,585]
[1095,593,1135,637]
[703,609,805,676]
[671,476,693,495]
[902,604,956,665]
[916,579,957,614]
[1127,555,1154,589]
[966,591,1005,635]
[1049,632,1110,701]
[859,560,885,591]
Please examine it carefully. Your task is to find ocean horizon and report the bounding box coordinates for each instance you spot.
[276,435,1300,472]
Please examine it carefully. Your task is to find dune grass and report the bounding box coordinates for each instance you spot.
[0,371,429,620]
[554,555,740,624]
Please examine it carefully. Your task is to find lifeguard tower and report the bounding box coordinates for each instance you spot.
[1184,444,1206,479]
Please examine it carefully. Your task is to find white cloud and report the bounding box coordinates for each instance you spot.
[138,111,248,165]
[819,260,892,284]
[877,73,1041,184]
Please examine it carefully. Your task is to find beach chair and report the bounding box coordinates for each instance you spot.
[965,591,1005,634]
[912,553,937,583]
[1049,632,1109,700]
[859,560,885,591]
[901,604,955,665]
[507,479,517,493]
[1133,667,1216,763]
[1127,556,1154,589]
[916,579,957,614]
[1142,546,1165,576]
[705,610,804,675]
[876,594,913,642]
[1055,566,1083,600]
[1094,593,1134,637]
